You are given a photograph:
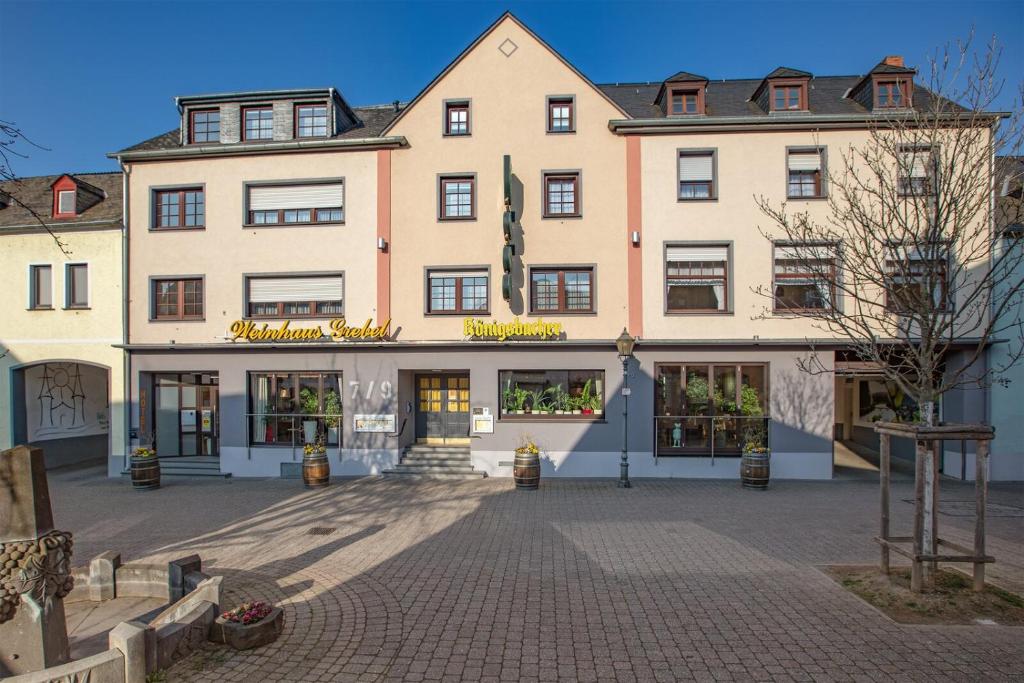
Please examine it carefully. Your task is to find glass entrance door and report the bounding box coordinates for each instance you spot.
[154,373,219,457]
[415,374,470,443]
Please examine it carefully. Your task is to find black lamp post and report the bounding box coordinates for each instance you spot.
[615,328,636,488]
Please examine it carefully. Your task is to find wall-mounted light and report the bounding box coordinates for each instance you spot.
[377,237,387,251]
[631,231,640,246]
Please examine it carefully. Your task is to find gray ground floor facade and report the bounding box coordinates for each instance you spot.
[118,342,1010,480]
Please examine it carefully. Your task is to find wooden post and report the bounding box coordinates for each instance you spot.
[879,433,891,574]
[912,439,925,593]
[929,441,940,578]
[974,439,989,592]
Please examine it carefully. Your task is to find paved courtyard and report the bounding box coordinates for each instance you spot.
[49,466,1023,682]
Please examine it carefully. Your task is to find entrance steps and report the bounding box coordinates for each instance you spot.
[383,444,485,480]
[157,457,230,478]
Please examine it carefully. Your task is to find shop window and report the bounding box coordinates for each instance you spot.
[787,148,825,198]
[678,150,716,200]
[773,243,837,312]
[665,245,729,312]
[246,274,344,318]
[295,103,328,138]
[28,264,52,309]
[654,363,768,456]
[426,270,488,314]
[248,372,343,446]
[499,370,604,419]
[189,109,220,143]
[65,263,89,309]
[154,188,205,229]
[530,267,593,313]
[246,181,344,226]
[885,244,949,312]
[152,277,203,320]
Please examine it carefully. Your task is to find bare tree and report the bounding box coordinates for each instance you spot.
[0,119,71,256]
[754,34,1024,429]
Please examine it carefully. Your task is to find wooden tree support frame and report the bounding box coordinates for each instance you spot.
[874,422,995,593]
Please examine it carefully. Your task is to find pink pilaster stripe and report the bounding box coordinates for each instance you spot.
[626,136,643,337]
[376,149,392,322]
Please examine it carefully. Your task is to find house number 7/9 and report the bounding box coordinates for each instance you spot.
[349,380,393,400]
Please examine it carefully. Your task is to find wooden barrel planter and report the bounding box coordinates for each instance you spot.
[740,450,770,490]
[513,450,540,490]
[302,452,330,489]
[130,456,161,490]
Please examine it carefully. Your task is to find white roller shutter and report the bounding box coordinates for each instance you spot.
[678,153,713,181]
[249,276,343,303]
[666,246,729,262]
[430,271,487,280]
[788,150,822,171]
[249,183,344,211]
[775,244,835,260]
[899,150,931,178]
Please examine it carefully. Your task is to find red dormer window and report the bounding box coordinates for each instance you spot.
[52,176,77,218]
[771,83,807,111]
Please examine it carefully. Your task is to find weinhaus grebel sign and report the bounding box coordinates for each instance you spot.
[229,318,392,342]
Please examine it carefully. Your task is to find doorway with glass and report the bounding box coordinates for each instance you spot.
[153,373,219,457]
[415,373,470,444]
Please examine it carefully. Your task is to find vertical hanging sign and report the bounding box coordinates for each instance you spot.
[502,154,514,301]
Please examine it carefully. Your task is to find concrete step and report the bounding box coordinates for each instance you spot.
[390,464,479,474]
[381,469,486,480]
[404,447,472,456]
[162,469,232,478]
[399,457,473,466]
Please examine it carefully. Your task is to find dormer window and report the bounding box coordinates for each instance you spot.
[57,190,76,216]
[772,84,804,111]
[189,109,220,143]
[671,90,700,115]
[876,80,909,108]
[295,104,328,138]
[243,106,274,141]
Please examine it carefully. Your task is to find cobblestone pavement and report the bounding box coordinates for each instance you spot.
[49,466,1023,682]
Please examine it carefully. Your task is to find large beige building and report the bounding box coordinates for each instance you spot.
[108,13,1004,481]
[0,172,126,471]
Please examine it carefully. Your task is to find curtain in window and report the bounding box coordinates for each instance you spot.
[251,375,269,444]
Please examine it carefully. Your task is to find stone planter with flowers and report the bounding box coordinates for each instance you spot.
[210,601,284,650]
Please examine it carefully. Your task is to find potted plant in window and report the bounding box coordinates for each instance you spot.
[502,383,517,416]
[580,379,595,415]
[299,387,320,444]
[513,386,529,415]
[552,386,567,415]
[590,391,604,417]
[130,446,159,490]
[323,388,342,445]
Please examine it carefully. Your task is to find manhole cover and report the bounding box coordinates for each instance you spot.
[307,527,337,536]
[901,500,1024,518]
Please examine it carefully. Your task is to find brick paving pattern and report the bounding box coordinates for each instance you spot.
[48,467,1024,681]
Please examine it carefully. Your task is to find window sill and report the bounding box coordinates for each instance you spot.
[150,226,207,232]
[243,222,344,229]
[676,198,718,203]
[442,133,472,138]
[527,310,596,317]
[27,306,54,311]
[546,130,576,135]
[785,196,828,201]
[425,310,491,317]
[149,317,206,323]
[541,214,583,220]
[243,314,344,321]
[499,415,606,423]
[438,217,477,223]
[664,310,733,316]
[64,306,91,311]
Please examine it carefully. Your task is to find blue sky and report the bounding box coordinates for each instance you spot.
[1,0,1021,177]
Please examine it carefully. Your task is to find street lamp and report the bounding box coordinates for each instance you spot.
[615,328,636,488]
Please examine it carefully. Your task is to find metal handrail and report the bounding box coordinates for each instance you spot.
[653,415,771,466]
[244,412,343,461]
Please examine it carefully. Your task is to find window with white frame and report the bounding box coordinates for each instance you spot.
[247,182,344,225]
[773,244,837,312]
[246,274,344,318]
[57,190,76,215]
[898,147,934,196]
[666,245,729,312]
[678,151,715,199]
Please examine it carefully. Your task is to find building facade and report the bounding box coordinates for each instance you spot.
[108,13,1010,480]
[0,172,127,470]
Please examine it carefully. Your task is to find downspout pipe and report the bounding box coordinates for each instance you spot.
[118,157,131,474]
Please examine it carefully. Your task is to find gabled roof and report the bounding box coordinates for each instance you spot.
[381,11,629,135]
[0,172,123,229]
[664,71,708,83]
[49,173,107,199]
[849,60,918,98]
[764,67,812,79]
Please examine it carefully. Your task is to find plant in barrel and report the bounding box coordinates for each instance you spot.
[130,446,160,490]
[513,437,541,490]
[302,438,330,489]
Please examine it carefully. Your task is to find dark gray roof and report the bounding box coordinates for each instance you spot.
[600,75,948,118]
[870,61,917,75]
[0,172,122,229]
[765,67,812,79]
[116,104,402,155]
